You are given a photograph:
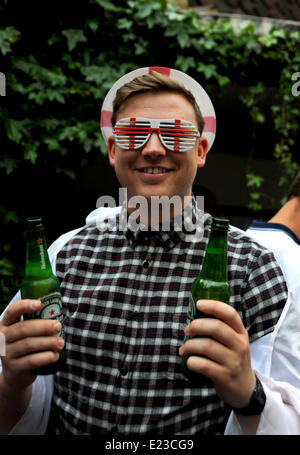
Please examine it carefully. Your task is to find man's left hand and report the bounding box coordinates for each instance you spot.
[179,299,256,409]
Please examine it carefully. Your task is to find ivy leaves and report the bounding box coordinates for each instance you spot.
[62,29,88,51]
[0,26,20,55]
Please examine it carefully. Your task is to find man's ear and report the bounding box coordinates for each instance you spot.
[197,137,209,168]
[107,136,115,167]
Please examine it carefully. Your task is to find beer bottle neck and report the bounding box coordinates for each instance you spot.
[200,227,228,282]
[24,229,53,277]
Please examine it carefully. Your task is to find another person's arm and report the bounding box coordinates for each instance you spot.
[225,371,300,435]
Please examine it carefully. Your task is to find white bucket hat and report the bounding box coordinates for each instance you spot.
[100,66,216,151]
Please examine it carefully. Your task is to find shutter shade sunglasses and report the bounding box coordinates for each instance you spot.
[113,117,200,152]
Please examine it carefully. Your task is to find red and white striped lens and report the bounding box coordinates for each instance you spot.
[113,117,200,152]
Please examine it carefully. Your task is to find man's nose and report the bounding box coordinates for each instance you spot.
[141,131,166,157]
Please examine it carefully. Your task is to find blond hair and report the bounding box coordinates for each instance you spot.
[111,71,205,133]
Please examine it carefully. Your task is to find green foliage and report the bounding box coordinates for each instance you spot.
[242,27,300,210]
[0,26,20,55]
[1,0,300,304]
[246,173,264,211]
[0,206,22,313]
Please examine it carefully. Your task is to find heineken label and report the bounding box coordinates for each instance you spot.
[37,292,64,339]
[37,237,46,269]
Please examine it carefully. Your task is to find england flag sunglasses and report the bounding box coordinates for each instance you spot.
[112,117,200,152]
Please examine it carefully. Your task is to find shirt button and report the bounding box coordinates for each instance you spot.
[120,365,128,376]
[142,259,150,269]
[111,426,119,435]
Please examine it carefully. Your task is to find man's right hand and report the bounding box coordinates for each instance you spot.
[0,299,64,391]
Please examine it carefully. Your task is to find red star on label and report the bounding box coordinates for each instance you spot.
[38,238,43,244]
[49,309,55,316]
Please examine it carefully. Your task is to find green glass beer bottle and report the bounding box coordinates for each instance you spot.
[20,216,66,375]
[181,217,230,378]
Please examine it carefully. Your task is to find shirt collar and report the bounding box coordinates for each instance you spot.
[120,195,206,250]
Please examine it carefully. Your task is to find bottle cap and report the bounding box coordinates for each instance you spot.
[25,216,45,232]
[211,217,229,230]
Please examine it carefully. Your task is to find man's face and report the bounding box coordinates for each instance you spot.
[108,91,208,205]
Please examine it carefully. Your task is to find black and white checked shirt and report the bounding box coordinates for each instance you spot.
[49,198,287,434]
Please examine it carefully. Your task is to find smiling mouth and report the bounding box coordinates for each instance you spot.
[136,167,173,174]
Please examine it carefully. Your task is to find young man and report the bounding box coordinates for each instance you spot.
[0,67,288,435]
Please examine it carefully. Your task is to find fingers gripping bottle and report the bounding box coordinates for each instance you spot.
[20,216,66,375]
[181,217,230,378]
